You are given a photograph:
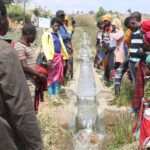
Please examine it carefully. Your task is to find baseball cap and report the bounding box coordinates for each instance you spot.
[56,10,65,16]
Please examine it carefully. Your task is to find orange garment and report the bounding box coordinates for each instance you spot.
[125,29,131,48]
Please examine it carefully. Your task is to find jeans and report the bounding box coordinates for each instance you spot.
[114,59,129,85]
[48,81,59,96]
[129,61,137,82]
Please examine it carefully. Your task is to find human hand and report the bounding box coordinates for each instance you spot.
[135,62,139,68]
[47,60,56,69]
[67,43,72,49]
[38,73,47,81]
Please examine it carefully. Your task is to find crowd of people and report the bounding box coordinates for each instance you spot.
[1,0,150,148]
[17,10,75,108]
[0,0,75,149]
[95,12,150,149]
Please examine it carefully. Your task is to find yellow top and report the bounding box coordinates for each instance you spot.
[42,30,69,61]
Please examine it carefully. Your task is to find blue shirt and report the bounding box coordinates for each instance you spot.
[58,25,72,48]
[51,33,61,53]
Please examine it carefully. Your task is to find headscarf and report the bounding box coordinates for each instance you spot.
[102,14,112,21]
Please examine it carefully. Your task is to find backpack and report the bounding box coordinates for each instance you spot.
[36,51,47,68]
[36,34,50,68]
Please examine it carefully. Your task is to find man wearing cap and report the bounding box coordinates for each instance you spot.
[56,10,72,79]
[56,10,72,49]
[0,0,43,149]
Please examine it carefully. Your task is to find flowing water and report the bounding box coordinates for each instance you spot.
[72,33,105,150]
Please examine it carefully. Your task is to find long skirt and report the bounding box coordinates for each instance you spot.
[47,53,64,87]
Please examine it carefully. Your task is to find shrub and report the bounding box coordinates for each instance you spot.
[7,5,24,21]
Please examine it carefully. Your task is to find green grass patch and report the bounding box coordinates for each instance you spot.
[116,75,134,107]
[106,112,136,150]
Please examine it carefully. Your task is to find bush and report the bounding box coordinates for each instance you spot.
[7,5,24,21]
[96,7,106,20]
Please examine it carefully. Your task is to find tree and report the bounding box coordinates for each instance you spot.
[96,7,106,20]
[14,0,30,24]
[108,10,113,14]
[127,9,132,14]
[36,7,51,18]
[114,11,119,15]
[4,0,14,5]
[89,11,94,14]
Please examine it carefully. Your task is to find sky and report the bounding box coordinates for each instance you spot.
[30,0,150,14]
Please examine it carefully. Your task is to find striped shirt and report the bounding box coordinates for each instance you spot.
[15,41,36,80]
[129,28,143,62]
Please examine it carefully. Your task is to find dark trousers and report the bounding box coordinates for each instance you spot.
[104,48,114,82]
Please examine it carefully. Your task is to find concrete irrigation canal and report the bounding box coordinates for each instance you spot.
[72,33,105,150]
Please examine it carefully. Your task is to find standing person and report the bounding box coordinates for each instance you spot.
[0,1,43,149]
[64,15,74,79]
[101,15,114,85]
[132,52,150,149]
[56,10,71,80]
[114,16,132,95]
[94,20,104,69]
[71,17,76,29]
[56,10,72,50]
[128,11,143,82]
[31,9,39,46]
[31,9,39,27]
[110,18,125,69]
[42,17,69,100]
[15,24,47,103]
[133,31,150,112]
[64,15,74,36]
